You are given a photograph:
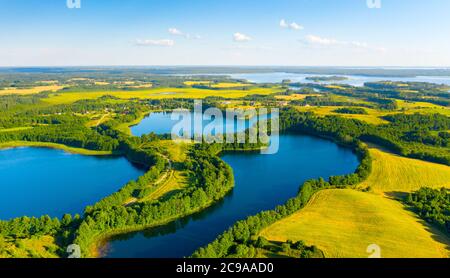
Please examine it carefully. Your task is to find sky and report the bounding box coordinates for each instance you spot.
[0,0,449,67]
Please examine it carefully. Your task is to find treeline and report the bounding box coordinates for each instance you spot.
[405,187,449,234]
[0,123,119,151]
[279,108,450,165]
[0,92,49,111]
[382,113,450,148]
[364,82,450,107]
[192,155,371,258]
[290,96,374,109]
[333,107,368,115]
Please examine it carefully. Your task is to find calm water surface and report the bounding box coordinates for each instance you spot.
[131,111,271,137]
[0,147,145,220]
[228,72,450,87]
[102,133,358,258]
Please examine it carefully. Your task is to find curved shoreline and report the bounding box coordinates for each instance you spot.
[93,133,362,258]
[0,141,116,156]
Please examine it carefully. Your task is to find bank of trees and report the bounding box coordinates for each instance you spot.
[333,107,368,115]
[405,187,450,234]
[279,108,450,165]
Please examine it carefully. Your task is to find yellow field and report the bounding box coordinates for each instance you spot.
[260,189,450,258]
[0,127,33,133]
[359,148,450,193]
[42,87,282,105]
[0,235,58,258]
[396,100,450,116]
[0,85,64,95]
[295,106,391,125]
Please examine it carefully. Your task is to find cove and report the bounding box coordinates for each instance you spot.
[101,133,359,258]
[0,147,146,220]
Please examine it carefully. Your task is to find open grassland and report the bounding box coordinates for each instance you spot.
[396,100,450,116]
[0,85,64,96]
[43,87,282,105]
[260,189,450,258]
[359,148,450,193]
[143,170,189,201]
[0,127,33,133]
[0,235,58,258]
[295,106,391,125]
[0,141,114,156]
[294,99,449,125]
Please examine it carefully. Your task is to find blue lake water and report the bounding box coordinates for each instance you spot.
[131,111,272,137]
[0,147,146,220]
[103,112,359,257]
[228,72,450,87]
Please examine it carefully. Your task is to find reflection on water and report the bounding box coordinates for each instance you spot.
[102,134,359,258]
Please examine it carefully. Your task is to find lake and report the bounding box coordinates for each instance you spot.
[131,111,272,137]
[228,72,450,87]
[0,147,146,220]
[102,112,359,257]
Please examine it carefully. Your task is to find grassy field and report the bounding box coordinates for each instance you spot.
[42,86,282,105]
[295,106,391,125]
[396,100,450,116]
[136,140,190,203]
[359,148,450,193]
[0,85,64,95]
[0,141,114,156]
[0,127,33,133]
[260,147,450,258]
[0,235,59,258]
[260,189,450,258]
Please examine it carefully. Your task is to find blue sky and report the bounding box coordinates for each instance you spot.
[1,0,449,66]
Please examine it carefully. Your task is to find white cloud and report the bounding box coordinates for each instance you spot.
[168,28,183,36]
[135,39,175,47]
[280,19,304,30]
[304,35,340,46]
[168,27,201,40]
[302,34,386,52]
[289,22,304,30]
[233,32,252,42]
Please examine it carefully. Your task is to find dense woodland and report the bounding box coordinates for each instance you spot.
[405,187,450,234]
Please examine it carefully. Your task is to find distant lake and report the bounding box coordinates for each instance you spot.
[0,147,145,220]
[102,113,359,258]
[131,111,272,137]
[228,72,450,87]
